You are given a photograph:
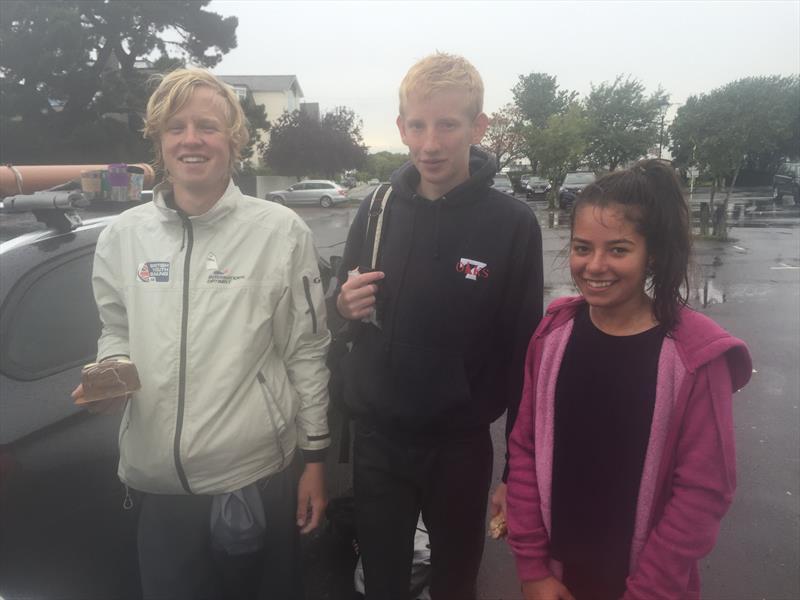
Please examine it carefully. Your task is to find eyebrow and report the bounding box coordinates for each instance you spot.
[571,237,635,245]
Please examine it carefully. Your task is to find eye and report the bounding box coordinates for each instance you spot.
[571,243,590,255]
[610,247,630,255]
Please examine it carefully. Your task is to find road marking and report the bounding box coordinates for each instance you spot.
[770,263,799,270]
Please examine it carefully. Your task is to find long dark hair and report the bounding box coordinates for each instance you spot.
[571,159,691,332]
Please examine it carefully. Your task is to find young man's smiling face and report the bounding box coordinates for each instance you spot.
[397,89,488,200]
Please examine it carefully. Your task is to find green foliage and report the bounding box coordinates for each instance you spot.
[670,75,800,181]
[239,94,270,164]
[583,76,668,171]
[0,0,237,164]
[480,103,526,170]
[529,104,590,190]
[356,151,408,182]
[512,72,577,128]
[262,107,368,179]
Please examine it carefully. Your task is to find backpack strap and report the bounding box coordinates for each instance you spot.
[363,183,392,270]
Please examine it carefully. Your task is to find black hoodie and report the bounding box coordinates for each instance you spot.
[337,147,543,443]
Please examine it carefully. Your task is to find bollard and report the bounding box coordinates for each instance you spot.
[700,202,709,235]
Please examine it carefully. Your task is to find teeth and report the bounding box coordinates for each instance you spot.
[585,280,613,288]
[181,156,207,163]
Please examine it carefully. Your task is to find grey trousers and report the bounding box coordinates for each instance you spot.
[136,453,303,600]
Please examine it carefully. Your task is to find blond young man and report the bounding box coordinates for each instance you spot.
[336,53,543,599]
[73,68,330,599]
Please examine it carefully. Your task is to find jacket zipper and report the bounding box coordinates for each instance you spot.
[174,214,193,494]
[302,276,318,334]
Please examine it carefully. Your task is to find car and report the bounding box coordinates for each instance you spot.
[0,193,345,599]
[491,173,515,196]
[558,171,596,210]
[526,176,552,199]
[267,179,348,208]
[773,161,799,205]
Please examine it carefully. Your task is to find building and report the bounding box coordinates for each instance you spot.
[218,75,304,164]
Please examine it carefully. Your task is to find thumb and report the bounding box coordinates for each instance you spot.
[296,494,308,527]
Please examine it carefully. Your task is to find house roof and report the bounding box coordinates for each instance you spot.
[217,75,303,98]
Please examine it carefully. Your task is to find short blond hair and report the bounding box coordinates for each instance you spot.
[143,68,249,174]
[398,52,484,118]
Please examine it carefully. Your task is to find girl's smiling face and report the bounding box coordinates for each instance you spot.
[570,202,650,317]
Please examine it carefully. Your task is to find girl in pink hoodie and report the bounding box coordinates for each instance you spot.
[506,159,751,600]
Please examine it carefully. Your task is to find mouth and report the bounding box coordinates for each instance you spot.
[178,155,209,164]
[420,159,445,167]
[582,279,616,289]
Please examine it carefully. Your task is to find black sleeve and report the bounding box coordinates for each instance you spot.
[501,208,544,482]
[333,191,376,318]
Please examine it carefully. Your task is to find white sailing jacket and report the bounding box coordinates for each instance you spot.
[93,180,331,495]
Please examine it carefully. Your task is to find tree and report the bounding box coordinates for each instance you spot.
[238,93,270,168]
[512,72,578,128]
[670,75,800,238]
[0,1,237,164]
[262,107,368,180]
[480,103,527,170]
[530,104,590,201]
[583,76,669,171]
[356,151,408,182]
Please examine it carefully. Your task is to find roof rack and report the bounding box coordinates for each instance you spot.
[0,191,89,232]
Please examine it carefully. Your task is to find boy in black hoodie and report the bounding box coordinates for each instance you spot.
[336,53,543,599]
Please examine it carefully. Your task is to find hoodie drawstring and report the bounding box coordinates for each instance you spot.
[433,198,443,259]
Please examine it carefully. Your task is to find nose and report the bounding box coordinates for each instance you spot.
[586,250,607,273]
[181,124,202,146]
[421,130,441,155]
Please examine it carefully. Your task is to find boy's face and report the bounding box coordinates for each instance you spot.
[397,89,488,198]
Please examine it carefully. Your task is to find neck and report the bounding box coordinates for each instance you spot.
[416,180,453,201]
[172,178,229,216]
[588,294,657,336]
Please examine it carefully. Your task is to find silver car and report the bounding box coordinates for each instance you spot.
[267,180,348,208]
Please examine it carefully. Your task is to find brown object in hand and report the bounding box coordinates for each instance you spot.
[488,513,507,539]
[77,359,141,405]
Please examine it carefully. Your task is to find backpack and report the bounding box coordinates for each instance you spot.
[327,184,393,463]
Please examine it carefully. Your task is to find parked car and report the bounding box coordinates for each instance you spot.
[491,173,515,196]
[773,161,799,205]
[267,180,348,208]
[526,176,552,199]
[0,195,344,599]
[558,171,596,210]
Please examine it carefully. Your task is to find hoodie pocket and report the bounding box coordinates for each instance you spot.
[347,336,472,429]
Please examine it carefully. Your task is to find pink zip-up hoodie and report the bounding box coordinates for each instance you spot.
[507,296,752,599]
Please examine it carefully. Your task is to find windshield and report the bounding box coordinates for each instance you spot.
[564,172,595,185]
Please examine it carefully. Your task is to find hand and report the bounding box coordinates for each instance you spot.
[521,577,575,600]
[490,483,508,520]
[296,462,326,534]
[70,383,127,415]
[336,269,384,321]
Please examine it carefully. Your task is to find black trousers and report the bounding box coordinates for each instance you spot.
[136,453,303,600]
[353,423,494,600]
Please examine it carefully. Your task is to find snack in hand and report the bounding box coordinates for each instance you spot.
[77,359,140,405]
[488,512,507,539]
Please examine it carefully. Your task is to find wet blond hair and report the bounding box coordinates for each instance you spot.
[143,68,249,174]
[398,52,484,119]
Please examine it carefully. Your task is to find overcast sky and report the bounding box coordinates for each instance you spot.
[209,0,800,154]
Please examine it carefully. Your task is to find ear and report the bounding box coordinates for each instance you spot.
[471,112,489,144]
[396,114,408,146]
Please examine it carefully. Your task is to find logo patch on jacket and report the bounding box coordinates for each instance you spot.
[456,258,489,281]
[137,262,170,282]
[206,252,244,284]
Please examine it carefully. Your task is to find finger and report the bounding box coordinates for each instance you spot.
[560,585,576,600]
[71,383,84,399]
[342,282,379,302]
[352,271,384,285]
[348,296,377,313]
[296,494,308,528]
[302,498,325,534]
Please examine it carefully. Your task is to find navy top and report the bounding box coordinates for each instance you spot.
[550,304,664,598]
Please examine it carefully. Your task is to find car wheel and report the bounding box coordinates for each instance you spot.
[320,196,333,208]
[268,195,284,204]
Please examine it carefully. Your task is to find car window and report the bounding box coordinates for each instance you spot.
[321,183,334,189]
[0,250,101,380]
[564,173,595,185]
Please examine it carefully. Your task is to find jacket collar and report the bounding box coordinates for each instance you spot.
[152,178,240,225]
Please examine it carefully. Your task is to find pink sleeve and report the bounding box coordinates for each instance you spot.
[506,341,553,582]
[624,356,737,599]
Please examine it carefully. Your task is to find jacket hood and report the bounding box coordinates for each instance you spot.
[540,296,752,392]
[390,145,497,204]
